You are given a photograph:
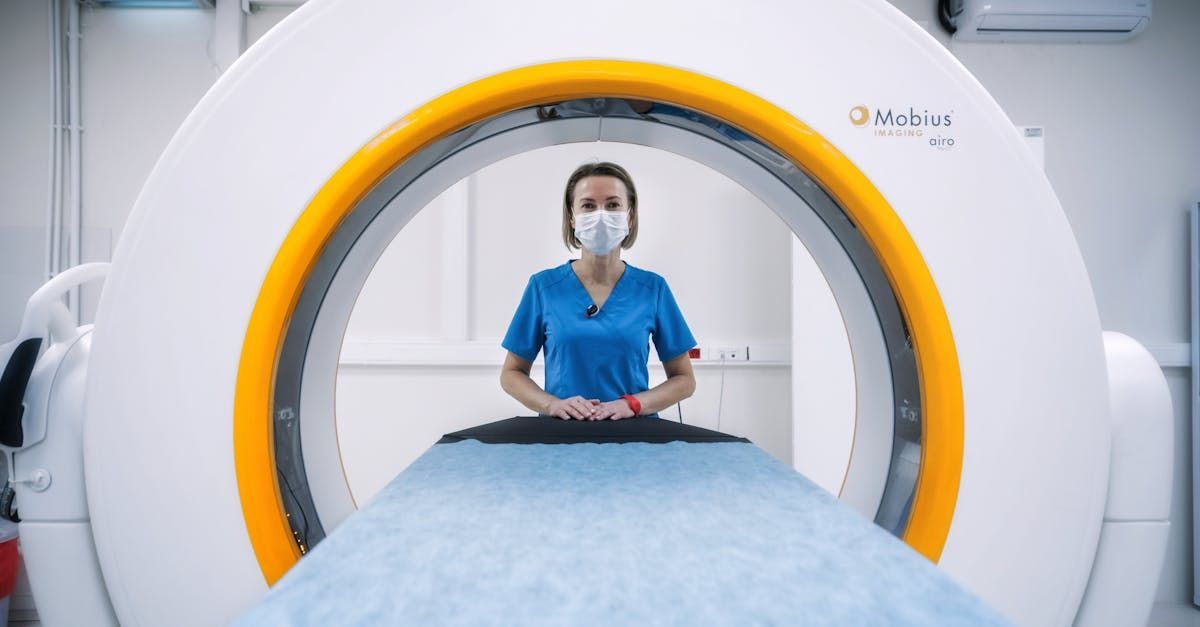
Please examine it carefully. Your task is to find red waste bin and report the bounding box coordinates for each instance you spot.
[0,520,17,627]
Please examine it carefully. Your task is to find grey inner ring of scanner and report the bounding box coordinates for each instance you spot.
[272,99,922,553]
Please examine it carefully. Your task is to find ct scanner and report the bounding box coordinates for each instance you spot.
[0,0,1177,625]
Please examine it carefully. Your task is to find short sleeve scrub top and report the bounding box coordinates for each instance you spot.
[502,260,697,418]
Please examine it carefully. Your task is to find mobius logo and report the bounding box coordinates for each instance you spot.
[849,104,957,150]
[849,105,870,127]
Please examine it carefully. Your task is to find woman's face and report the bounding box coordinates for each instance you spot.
[571,176,630,225]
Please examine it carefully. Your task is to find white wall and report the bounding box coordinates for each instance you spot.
[887,0,1200,605]
[337,142,794,502]
[0,0,51,342]
[1,0,1197,612]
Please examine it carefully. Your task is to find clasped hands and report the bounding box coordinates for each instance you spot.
[546,395,637,421]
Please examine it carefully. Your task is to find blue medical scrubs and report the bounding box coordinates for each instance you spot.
[502,260,697,414]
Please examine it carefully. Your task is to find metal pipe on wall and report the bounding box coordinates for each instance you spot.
[45,0,64,283]
[43,0,84,317]
[212,0,247,74]
[66,0,83,319]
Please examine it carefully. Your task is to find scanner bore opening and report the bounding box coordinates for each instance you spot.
[271,98,921,555]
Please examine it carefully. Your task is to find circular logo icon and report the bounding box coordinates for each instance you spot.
[849,106,870,127]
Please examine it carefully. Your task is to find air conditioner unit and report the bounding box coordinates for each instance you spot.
[948,0,1151,42]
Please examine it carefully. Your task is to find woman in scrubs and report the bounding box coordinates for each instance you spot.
[500,161,698,420]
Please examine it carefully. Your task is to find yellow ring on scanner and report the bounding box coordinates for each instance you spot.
[233,59,964,584]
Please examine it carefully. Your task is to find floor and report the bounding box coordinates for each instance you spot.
[1151,604,1200,627]
[6,603,1199,625]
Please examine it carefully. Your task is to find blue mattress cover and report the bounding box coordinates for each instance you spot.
[237,435,1008,626]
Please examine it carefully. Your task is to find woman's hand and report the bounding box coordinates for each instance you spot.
[590,399,637,421]
[545,396,601,420]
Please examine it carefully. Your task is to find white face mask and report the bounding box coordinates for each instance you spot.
[574,210,629,255]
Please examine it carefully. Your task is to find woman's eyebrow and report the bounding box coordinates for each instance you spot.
[578,195,622,202]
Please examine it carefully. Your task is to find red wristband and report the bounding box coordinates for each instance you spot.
[621,394,642,416]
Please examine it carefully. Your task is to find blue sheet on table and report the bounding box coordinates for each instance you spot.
[237,436,1008,626]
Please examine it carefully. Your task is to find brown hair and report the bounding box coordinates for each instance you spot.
[561,161,639,251]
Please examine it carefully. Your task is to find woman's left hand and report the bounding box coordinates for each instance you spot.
[590,398,637,421]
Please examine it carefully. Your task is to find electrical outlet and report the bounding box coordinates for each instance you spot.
[717,347,748,361]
